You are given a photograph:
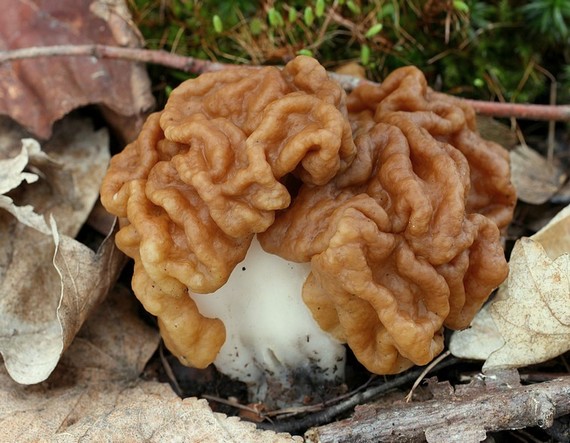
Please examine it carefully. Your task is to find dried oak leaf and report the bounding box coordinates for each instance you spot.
[0,286,299,443]
[510,144,566,205]
[0,137,53,233]
[0,0,154,141]
[450,204,570,369]
[0,117,123,384]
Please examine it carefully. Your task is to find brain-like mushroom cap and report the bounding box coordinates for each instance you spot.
[100,57,516,373]
[260,66,516,372]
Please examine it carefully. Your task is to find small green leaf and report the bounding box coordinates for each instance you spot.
[379,3,394,19]
[315,0,325,18]
[365,23,383,38]
[346,0,361,14]
[297,49,313,57]
[360,44,370,65]
[304,6,315,26]
[288,7,297,23]
[250,17,263,35]
[453,0,469,13]
[268,7,284,28]
[473,78,485,88]
[212,15,223,33]
[171,2,182,17]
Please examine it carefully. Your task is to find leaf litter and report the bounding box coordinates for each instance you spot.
[509,144,567,205]
[0,0,154,141]
[0,285,299,442]
[0,116,124,384]
[450,204,570,370]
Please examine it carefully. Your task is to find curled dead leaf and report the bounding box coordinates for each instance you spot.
[450,204,570,369]
[0,117,124,384]
[0,0,154,141]
[0,138,52,233]
[531,203,570,261]
[448,306,505,361]
[484,238,570,369]
[510,144,566,205]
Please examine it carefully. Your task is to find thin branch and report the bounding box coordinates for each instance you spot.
[405,350,451,402]
[462,98,570,122]
[306,374,570,443]
[201,394,272,421]
[0,44,233,74]
[256,357,458,435]
[158,342,182,397]
[2,44,570,121]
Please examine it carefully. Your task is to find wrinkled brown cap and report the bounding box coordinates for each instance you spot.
[261,66,516,372]
[100,57,356,367]
[100,57,516,373]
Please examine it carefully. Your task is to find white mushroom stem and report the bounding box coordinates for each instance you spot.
[191,236,346,407]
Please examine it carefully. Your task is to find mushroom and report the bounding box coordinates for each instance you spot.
[100,56,516,407]
[191,236,345,405]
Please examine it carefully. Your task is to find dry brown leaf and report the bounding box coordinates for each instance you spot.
[0,0,154,141]
[531,203,570,260]
[510,144,566,204]
[475,116,518,150]
[0,138,52,233]
[0,286,300,443]
[450,204,570,369]
[54,285,159,383]
[448,305,505,361]
[484,238,570,369]
[0,116,124,384]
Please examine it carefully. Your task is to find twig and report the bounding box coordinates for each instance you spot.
[201,394,273,422]
[404,350,451,402]
[264,376,376,419]
[204,376,376,423]
[158,342,182,397]
[1,44,570,122]
[256,357,458,434]
[0,44,233,74]
[306,374,570,443]
[461,98,570,121]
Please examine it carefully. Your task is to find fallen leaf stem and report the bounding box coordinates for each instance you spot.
[1,44,569,122]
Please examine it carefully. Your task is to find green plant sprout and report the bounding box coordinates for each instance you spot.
[127,0,570,107]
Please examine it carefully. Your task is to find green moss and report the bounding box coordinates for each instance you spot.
[128,0,570,105]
